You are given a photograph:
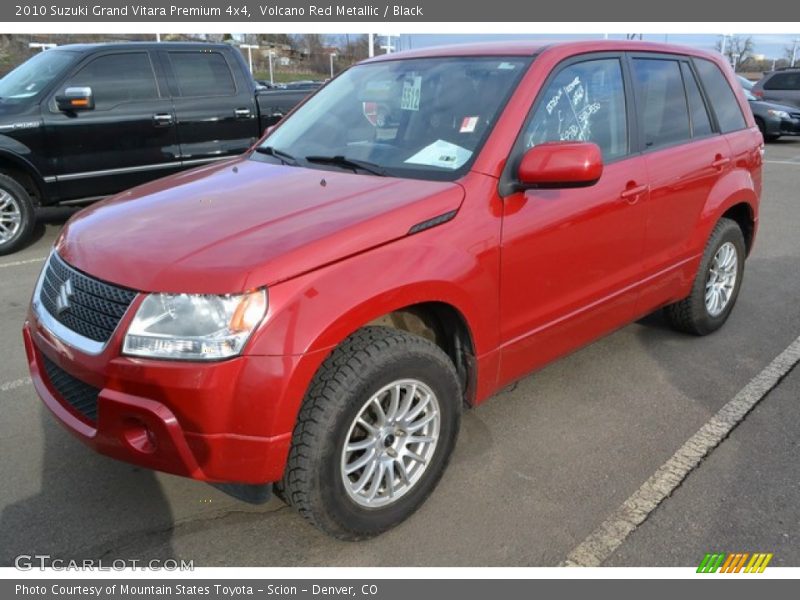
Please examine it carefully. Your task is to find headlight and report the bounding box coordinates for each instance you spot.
[767,109,790,119]
[123,290,267,360]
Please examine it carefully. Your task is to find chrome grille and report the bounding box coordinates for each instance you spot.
[38,253,137,343]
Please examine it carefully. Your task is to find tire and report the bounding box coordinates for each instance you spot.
[755,117,780,142]
[278,326,461,540]
[663,217,746,335]
[0,174,36,256]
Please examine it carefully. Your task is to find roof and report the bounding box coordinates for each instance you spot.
[363,39,721,63]
[49,41,232,53]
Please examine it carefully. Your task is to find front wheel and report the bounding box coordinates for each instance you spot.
[664,217,746,335]
[278,326,461,540]
[0,174,36,256]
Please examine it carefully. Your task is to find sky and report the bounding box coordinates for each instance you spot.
[392,33,800,61]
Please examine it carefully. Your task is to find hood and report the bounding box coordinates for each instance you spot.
[56,157,465,293]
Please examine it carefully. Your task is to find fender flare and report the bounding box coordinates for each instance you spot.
[0,142,49,204]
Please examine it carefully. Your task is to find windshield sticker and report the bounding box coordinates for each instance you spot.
[404,140,472,170]
[497,62,517,70]
[400,75,422,111]
[460,116,479,133]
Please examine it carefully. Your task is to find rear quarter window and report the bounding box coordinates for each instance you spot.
[694,58,747,133]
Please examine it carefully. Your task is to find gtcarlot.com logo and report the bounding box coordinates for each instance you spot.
[697,552,773,573]
[14,554,194,571]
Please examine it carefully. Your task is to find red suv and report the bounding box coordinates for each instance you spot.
[24,41,762,539]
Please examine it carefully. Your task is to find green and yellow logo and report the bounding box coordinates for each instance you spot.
[697,552,773,573]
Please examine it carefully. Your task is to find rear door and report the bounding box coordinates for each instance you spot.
[160,48,259,164]
[629,54,732,305]
[44,50,180,200]
[693,57,763,202]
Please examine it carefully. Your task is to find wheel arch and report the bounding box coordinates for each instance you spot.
[363,301,478,407]
[696,169,759,257]
[720,201,756,255]
[0,148,47,206]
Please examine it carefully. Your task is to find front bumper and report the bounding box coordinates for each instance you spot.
[23,319,298,485]
[765,114,800,136]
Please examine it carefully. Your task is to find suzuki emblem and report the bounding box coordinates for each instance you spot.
[56,279,74,314]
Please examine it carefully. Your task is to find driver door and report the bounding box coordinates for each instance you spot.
[44,50,180,200]
[498,54,650,384]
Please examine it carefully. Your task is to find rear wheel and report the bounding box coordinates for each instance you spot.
[664,217,746,335]
[278,326,461,540]
[0,174,36,256]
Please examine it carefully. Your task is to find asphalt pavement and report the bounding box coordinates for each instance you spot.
[0,139,798,567]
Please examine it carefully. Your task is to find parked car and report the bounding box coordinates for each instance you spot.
[24,41,762,540]
[741,86,800,141]
[256,80,286,90]
[0,42,312,255]
[737,74,755,90]
[283,80,324,91]
[752,68,800,108]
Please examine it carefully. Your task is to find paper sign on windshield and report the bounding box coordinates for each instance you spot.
[404,140,472,170]
[400,75,422,111]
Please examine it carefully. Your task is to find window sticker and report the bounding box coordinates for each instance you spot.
[534,75,601,146]
[400,75,422,111]
[404,140,472,170]
[497,62,517,70]
[460,116,479,133]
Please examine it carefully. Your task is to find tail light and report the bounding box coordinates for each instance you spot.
[753,89,764,99]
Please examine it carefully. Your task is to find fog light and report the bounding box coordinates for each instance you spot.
[123,418,157,454]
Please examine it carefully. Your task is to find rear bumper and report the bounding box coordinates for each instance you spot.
[23,322,295,484]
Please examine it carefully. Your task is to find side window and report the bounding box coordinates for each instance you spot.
[631,58,690,149]
[63,53,158,110]
[168,52,236,97]
[523,58,628,161]
[763,72,800,91]
[694,59,747,133]
[680,62,714,137]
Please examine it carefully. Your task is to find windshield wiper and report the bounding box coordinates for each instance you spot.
[305,155,388,176]
[254,145,298,166]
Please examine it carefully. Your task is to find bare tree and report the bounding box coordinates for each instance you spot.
[715,35,754,71]
[784,40,799,67]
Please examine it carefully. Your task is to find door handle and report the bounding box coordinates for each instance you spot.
[620,183,648,203]
[711,156,731,169]
[153,113,173,127]
[234,108,252,119]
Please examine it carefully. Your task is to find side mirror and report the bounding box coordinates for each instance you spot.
[56,86,94,112]
[517,141,603,189]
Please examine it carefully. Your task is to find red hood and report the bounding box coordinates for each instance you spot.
[56,157,464,293]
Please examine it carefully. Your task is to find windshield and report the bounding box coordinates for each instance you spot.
[258,56,530,180]
[0,50,76,102]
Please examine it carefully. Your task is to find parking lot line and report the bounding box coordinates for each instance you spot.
[0,377,31,393]
[0,257,45,269]
[561,335,800,567]
[764,160,800,165]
